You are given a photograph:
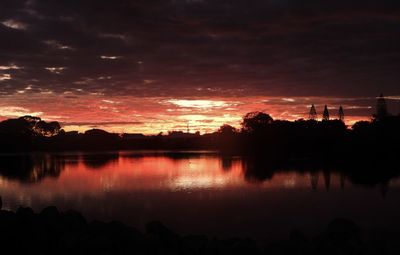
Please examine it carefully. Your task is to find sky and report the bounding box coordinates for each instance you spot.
[1,0,400,134]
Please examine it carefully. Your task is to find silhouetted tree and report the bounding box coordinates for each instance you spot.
[218,124,237,135]
[0,116,63,137]
[19,115,41,127]
[0,118,35,135]
[352,121,370,132]
[82,129,120,149]
[375,93,388,120]
[216,124,238,151]
[322,105,330,121]
[35,121,62,137]
[0,154,65,182]
[241,112,273,133]
[309,104,317,120]
[339,106,344,122]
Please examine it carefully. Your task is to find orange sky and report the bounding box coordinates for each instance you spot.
[0,92,376,134]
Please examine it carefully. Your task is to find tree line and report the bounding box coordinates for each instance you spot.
[0,112,399,160]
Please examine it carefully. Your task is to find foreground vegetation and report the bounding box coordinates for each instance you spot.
[0,205,398,255]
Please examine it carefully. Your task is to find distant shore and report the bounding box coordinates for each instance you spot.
[0,114,399,159]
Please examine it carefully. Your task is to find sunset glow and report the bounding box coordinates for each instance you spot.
[0,0,399,134]
[2,1,400,251]
[0,93,378,134]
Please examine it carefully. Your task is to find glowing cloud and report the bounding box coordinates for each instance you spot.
[1,19,27,30]
[167,99,233,109]
[0,74,11,81]
[0,106,42,118]
[100,56,121,60]
[282,98,295,102]
[45,67,66,74]
[0,64,21,70]
[44,40,74,50]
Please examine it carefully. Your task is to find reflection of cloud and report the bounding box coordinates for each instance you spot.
[169,176,228,190]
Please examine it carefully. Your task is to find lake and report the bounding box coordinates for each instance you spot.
[0,151,399,241]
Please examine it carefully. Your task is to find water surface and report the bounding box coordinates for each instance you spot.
[0,151,399,241]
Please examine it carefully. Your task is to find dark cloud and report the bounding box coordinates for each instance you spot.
[0,0,400,97]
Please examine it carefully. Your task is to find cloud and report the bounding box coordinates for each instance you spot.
[100,56,121,60]
[0,106,42,118]
[0,64,22,70]
[166,99,234,108]
[62,121,143,126]
[0,74,11,81]
[0,0,398,133]
[102,99,119,104]
[45,67,66,74]
[1,19,28,30]
[0,0,398,98]
[44,40,74,50]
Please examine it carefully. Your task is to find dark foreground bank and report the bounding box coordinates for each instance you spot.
[0,206,399,255]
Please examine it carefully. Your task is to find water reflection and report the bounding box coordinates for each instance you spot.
[0,152,399,240]
[82,153,119,170]
[0,154,65,182]
[310,172,319,191]
[0,152,398,190]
